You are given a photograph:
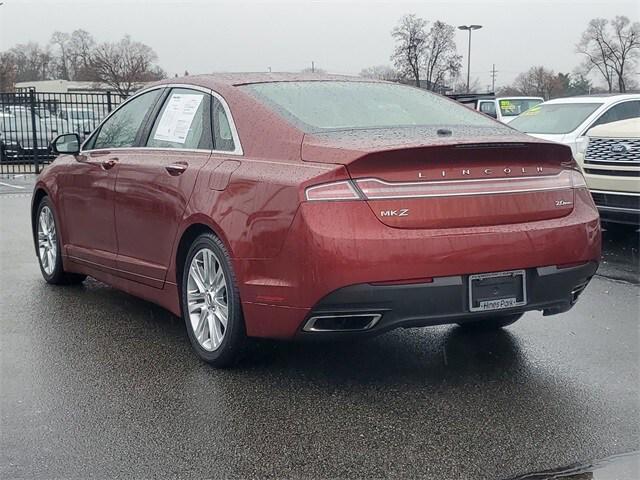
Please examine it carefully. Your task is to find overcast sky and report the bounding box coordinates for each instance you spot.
[1,0,638,88]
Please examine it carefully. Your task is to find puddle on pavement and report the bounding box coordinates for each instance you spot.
[510,451,639,479]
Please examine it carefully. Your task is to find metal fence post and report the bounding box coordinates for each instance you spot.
[29,90,40,174]
[107,91,112,113]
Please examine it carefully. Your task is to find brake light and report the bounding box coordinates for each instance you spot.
[569,169,587,188]
[305,180,361,201]
[355,170,581,200]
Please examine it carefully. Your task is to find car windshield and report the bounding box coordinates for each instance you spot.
[243,81,497,131]
[510,102,602,134]
[498,98,543,117]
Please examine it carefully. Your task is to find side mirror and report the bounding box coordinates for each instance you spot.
[52,133,80,155]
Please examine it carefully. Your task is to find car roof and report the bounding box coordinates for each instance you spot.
[152,72,383,91]
[543,93,640,104]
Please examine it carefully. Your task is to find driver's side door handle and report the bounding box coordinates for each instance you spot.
[165,162,188,176]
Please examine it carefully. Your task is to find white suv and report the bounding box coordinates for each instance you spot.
[509,94,640,158]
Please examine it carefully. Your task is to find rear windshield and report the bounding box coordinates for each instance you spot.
[498,98,543,117]
[242,81,497,131]
[510,102,602,134]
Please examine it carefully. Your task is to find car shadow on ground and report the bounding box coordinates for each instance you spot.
[239,327,525,383]
[599,224,639,284]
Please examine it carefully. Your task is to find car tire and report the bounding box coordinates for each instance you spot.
[36,196,86,285]
[457,313,523,331]
[181,232,246,368]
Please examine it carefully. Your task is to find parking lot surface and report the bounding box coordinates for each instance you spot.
[1,184,638,479]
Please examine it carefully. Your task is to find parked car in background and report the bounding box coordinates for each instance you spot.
[59,107,100,138]
[577,118,640,226]
[33,74,599,367]
[509,94,640,158]
[449,94,543,123]
[0,115,53,162]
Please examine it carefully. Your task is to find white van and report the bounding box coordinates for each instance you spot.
[453,96,543,123]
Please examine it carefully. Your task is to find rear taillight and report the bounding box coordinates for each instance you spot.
[305,169,587,202]
[354,170,580,200]
[569,169,587,188]
[305,180,361,201]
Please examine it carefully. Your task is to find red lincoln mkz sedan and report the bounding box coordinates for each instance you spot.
[33,74,601,367]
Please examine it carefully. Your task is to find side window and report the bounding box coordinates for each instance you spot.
[92,89,161,149]
[479,101,497,117]
[212,96,236,152]
[146,88,212,150]
[592,101,640,128]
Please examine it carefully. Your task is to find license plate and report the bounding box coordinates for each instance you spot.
[468,270,527,312]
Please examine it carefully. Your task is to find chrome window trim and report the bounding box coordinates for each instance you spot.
[80,83,244,156]
[80,146,213,154]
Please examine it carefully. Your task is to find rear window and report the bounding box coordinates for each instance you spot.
[510,102,602,134]
[242,81,497,131]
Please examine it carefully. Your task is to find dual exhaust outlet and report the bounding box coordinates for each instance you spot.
[303,313,382,332]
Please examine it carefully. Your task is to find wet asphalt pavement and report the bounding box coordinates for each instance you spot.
[1,177,639,479]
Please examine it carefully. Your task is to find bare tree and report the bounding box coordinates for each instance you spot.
[577,16,640,93]
[609,16,640,92]
[300,66,327,74]
[391,14,427,87]
[50,31,71,80]
[512,66,560,99]
[68,29,96,80]
[9,42,54,82]
[453,76,481,94]
[89,35,166,96]
[359,65,400,81]
[0,52,17,91]
[423,21,462,91]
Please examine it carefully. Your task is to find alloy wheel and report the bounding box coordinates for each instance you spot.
[187,248,229,351]
[37,206,57,276]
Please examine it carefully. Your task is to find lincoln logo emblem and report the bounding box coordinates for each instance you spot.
[417,166,543,179]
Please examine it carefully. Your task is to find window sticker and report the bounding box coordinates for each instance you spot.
[153,94,203,144]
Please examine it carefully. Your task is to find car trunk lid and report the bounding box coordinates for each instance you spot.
[302,127,578,229]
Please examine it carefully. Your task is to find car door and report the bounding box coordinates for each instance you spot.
[59,88,163,270]
[113,87,217,288]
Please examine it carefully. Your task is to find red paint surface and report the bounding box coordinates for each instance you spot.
[33,74,601,339]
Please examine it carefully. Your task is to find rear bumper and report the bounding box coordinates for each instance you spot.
[297,262,597,338]
[237,188,601,339]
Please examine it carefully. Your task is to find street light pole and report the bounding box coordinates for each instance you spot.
[458,24,482,93]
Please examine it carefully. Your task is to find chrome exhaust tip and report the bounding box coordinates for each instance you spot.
[571,282,588,303]
[303,313,382,332]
